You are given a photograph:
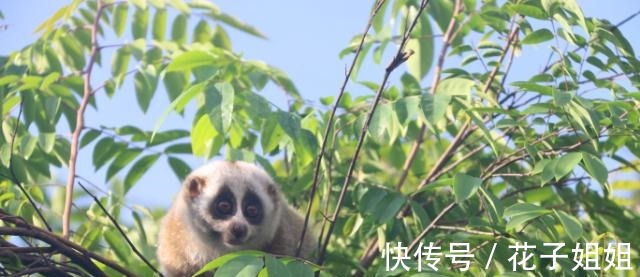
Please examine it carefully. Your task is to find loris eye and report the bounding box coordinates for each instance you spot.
[245,205,259,218]
[216,201,233,214]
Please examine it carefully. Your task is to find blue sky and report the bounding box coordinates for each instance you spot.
[1,1,638,210]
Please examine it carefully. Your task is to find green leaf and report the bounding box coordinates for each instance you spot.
[505,203,551,218]
[92,138,117,169]
[554,210,583,241]
[34,0,82,36]
[521,28,554,45]
[167,0,190,13]
[358,186,387,215]
[171,14,188,44]
[163,71,187,101]
[505,203,551,230]
[194,251,264,276]
[368,102,399,144]
[152,82,206,139]
[111,46,131,82]
[265,255,290,277]
[479,187,504,224]
[193,19,212,43]
[553,90,573,107]
[260,117,283,154]
[191,115,222,157]
[511,81,554,95]
[554,152,582,180]
[212,25,232,50]
[541,158,558,183]
[152,9,167,40]
[453,173,483,203]
[112,3,129,37]
[420,93,450,125]
[147,130,189,147]
[124,154,160,193]
[168,157,191,180]
[560,0,588,32]
[166,50,217,72]
[435,77,475,96]
[132,8,149,39]
[131,211,148,244]
[394,96,420,125]
[38,133,56,153]
[133,67,158,113]
[373,192,406,223]
[205,6,267,39]
[129,0,147,9]
[277,111,301,139]
[581,153,608,187]
[40,72,60,90]
[213,255,264,277]
[206,83,234,134]
[106,148,142,181]
[406,12,434,81]
[285,261,314,277]
[104,229,129,262]
[59,35,85,71]
[509,4,548,19]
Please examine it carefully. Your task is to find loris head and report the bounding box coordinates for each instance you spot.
[180,161,282,250]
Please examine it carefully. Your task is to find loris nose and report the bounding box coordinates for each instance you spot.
[231,224,247,239]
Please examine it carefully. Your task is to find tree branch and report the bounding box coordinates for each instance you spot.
[316,0,432,266]
[63,0,105,239]
[0,209,138,277]
[296,0,387,257]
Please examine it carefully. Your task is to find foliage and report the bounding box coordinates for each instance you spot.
[1,0,640,276]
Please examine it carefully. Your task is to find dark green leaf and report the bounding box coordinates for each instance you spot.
[453,173,483,203]
[554,210,583,241]
[554,152,582,180]
[205,83,234,133]
[265,255,290,277]
[132,8,149,39]
[106,148,142,181]
[168,157,191,180]
[581,152,608,186]
[171,14,187,44]
[124,154,160,193]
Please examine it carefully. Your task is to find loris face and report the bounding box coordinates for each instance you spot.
[183,161,281,250]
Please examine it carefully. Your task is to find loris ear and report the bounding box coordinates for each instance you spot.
[186,176,206,199]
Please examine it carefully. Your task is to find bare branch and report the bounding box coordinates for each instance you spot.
[296,0,387,257]
[316,0,433,266]
[63,0,106,239]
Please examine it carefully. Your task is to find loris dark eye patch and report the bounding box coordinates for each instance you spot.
[242,191,263,225]
[211,185,236,219]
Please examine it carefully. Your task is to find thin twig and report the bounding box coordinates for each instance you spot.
[316,0,432,266]
[358,0,464,269]
[433,225,495,236]
[77,182,163,276]
[407,202,457,253]
[296,0,388,257]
